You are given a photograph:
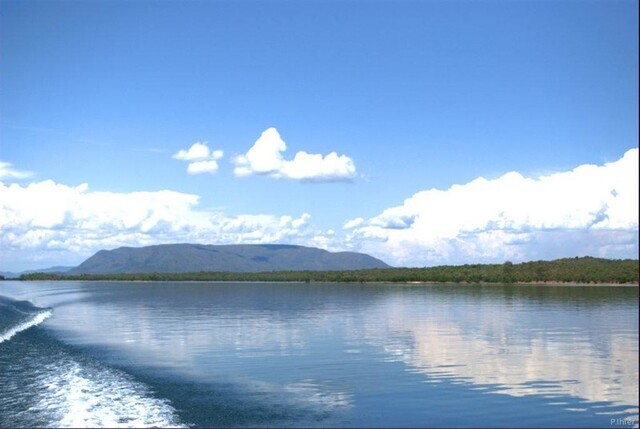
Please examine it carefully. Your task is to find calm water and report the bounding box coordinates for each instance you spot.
[0,281,637,428]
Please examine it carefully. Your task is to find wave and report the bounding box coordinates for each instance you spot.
[0,296,53,344]
[0,309,52,344]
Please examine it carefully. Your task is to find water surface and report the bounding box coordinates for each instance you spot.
[1,281,637,427]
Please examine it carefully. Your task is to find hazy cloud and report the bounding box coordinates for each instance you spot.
[345,148,639,266]
[173,142,223,175]
[343,217,364,230]
[0,161,33,180]
[233,128,356,182]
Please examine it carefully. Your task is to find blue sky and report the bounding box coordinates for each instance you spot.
[1,0,638,271]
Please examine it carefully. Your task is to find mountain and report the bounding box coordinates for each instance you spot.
[68,244,390,274]
[30,266,75,274]
[0,272,20,279]
[1,266,74,279]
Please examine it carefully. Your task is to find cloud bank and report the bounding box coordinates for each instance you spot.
[233,128,356,182]
[344,148,639,266]
[2,148,637,270]
[0,179,313,271]
[173,142,224,175]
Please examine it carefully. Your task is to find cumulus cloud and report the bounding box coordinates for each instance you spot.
[173,142,223,175]
[233,128,356,182]
[345,148,639,266]
[4,148,637,271]
[173,142,210,161]
[0,161,33,180]
[0,178,313,271]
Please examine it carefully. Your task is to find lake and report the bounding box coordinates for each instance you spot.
[0,281,638,428]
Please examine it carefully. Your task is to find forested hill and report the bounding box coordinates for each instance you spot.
[66,243,390,274]
[19,257,639,284]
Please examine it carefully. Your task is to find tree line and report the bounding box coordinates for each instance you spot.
[17,257,639,284]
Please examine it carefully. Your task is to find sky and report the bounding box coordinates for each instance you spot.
[0,0,638,271]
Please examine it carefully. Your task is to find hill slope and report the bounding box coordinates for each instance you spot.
[1,266,74,279]
[68,244,390,274]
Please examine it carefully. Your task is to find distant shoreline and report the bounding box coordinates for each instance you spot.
[9,278,639,287]
[11,257,639,285]
[404,281,638,287]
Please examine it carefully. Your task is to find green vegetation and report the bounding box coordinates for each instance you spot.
[19,257,639,284]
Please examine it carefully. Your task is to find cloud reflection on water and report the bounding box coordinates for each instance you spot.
[358,291,638,422]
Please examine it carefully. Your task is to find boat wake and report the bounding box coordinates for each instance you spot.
[0,296,53,344]
[30,358,186,428]
[0,295,187,428]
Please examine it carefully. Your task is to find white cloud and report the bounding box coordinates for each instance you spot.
[343,217,364,230]
[0,161,33,180]
[0,178,313,271]
[345,148,639,266]
[173,142,210,161]
[187,160,219,175]
[233,128,356,182]
[4,149,637,271]
[234,128,285,176]
[173,142,224,175]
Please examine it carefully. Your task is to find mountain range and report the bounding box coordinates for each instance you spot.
[0,266,75,279]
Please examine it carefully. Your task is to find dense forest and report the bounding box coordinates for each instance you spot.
[17,257,639,284]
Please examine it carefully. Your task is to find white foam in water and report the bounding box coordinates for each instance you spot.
[0,310,53,344]
[30,359,185,428]
[32,359,186,428]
